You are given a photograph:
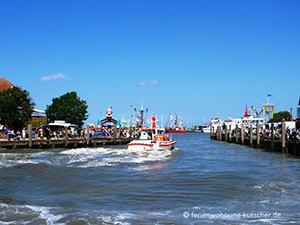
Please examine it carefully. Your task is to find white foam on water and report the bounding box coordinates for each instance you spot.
[60,147,109,155]
[0,203,64,225]
[61,147,175,169]
[97,213,133,225]
[97,211,173,225]
[0,146,177,169]
[26,205,65,225]
[0,152,54,168]
[76,156,129,168]
[254,183,286,193]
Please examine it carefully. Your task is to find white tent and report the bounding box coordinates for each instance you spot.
[48,120,76,127]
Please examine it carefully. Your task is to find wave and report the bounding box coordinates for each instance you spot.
[0,203,173,225]
[0,147,176,170]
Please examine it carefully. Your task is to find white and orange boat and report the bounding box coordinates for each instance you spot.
[127,128,176,151]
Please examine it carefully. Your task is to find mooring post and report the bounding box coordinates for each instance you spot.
[86,125,90,145]
[113,125,117,144]
[241,123,245,144]
[65,127,68,147]
[256,123,260,148]
[250,125,253,146]
[271,123,274,151]
[129,126,132,141]
[235,124,239,143]
[28,124,32,148]
[229,125,232,142]
[225,125,228,142]
[282,120,286,153]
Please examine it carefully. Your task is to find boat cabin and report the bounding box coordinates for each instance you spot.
[139,128,165,140]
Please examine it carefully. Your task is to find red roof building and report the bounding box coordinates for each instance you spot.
[0,78,13,92]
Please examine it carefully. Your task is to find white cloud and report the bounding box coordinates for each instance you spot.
[148,80,158,86]
[139,80,158,86]
[40,73,68,81]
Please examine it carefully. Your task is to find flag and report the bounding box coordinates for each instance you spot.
[267,94,273,97]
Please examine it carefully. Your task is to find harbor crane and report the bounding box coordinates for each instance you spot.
[251,106,262,118]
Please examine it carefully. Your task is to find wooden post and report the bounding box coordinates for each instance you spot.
[86,125,90,145]
[225,125,228,142]
[113,125,117,144]
[241,123,245,144]
[65,127,68,147]
[28,124,32,148]
[256,123,260,148]
[229,125,232,142]
[250,125,253,146]
[282,121,286,153]
[129,126,132,141]
[271,123,274,151]
[235,124,239,143]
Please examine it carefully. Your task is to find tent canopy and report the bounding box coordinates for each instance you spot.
[48,120,76,127]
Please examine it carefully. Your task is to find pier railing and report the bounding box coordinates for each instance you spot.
[0,125,133,149]
[210,122,300,156]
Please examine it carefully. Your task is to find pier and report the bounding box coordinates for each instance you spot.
[0,125,131,150]
[0,137,130,150]
[210,123,300,156]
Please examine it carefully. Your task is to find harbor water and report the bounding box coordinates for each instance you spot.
[0,133,300,224]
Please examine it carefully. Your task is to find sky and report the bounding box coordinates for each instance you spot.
[1,0,299,127]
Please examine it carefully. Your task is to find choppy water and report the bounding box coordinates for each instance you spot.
[0,133,300,224]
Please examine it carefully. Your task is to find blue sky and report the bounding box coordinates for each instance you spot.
[1,0,299,127]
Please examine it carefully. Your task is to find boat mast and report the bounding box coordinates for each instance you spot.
[166,113,173,128]
[174,114,178,129]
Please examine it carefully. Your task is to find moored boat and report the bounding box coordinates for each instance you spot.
[165,128,186,133]
[165,113,186,133]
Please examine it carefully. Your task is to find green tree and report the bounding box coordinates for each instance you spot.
[46,91,88,127]
[0,86,35,130]
[268,111,291,123]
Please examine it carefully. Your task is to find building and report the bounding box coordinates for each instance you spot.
[0,78,13,92]
[30,109,47,128]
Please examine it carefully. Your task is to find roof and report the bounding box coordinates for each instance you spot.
[0,78,13,92]
[48,120,76,127]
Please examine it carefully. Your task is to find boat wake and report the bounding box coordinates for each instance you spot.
[0,147,178,170]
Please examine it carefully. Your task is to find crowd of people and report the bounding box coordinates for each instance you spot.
[218,125,300,142]
[2,126,141,141]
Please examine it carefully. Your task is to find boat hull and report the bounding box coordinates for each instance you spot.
[165,129,186,133]
[202,127,211,133]
[127,140,176,151]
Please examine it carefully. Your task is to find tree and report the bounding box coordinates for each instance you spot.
[0,86,35,130]
[46,91,88,127]
[268,111,291,123]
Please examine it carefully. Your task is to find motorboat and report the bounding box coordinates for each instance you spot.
[127,128,176,151]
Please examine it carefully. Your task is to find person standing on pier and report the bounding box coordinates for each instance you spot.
[22,127,26,139]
